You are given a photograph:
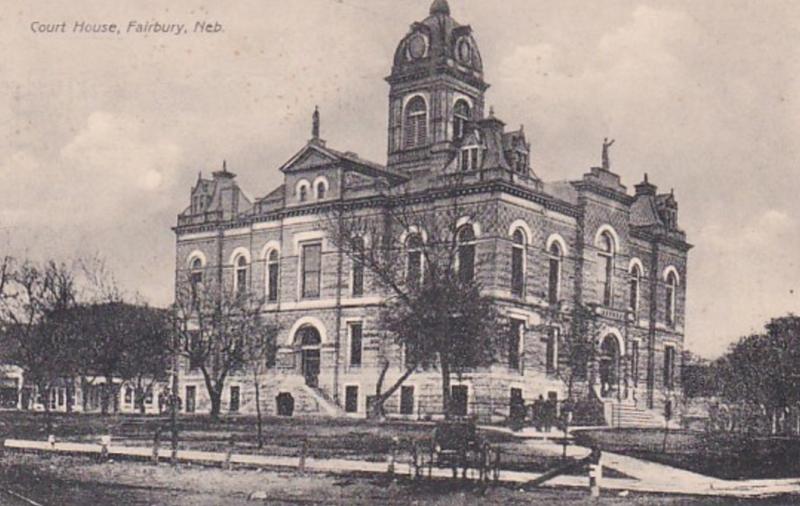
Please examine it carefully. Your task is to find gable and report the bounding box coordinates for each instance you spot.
[280,146,338,173]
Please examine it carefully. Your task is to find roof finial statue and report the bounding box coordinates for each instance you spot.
[312,106,320,140]
[430,0,451,16]
[222,159,227,172]
[644,172,649,183]
[602,138,615,170]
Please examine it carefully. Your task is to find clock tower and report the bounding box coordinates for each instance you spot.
[386,0,489,174]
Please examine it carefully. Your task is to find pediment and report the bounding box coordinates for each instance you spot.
[280,145,338,173]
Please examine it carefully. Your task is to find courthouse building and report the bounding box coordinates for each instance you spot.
[173,0,690,424]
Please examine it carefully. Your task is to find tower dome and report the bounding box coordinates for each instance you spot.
[430,0,451,16]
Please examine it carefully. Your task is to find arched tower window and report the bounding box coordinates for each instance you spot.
[457,224,476,284]
[666,271,678,327]
[404,96,428,149]
[453,100,471,141]
[405,233,424,289]
[316,181,326,200]
[234,255,249,296]
[190,258,203,306]
[548,243,562,305]
[598,232,615,306]
[510,229,525,297]
[629,264,642,315]
[266,250,280,302]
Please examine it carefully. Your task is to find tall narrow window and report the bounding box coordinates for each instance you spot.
[629,264,641,315]
[301,243,322,298]
[453,100,471,141]
[266,250,279,302]
[548,242,562,305]
[345,386,359,413]
[234,255,248,296]
[666,271,678,327]
[400,386,415,415]
[664,345,676,389]
[349,322,363,367]
[316,182,326,200]
[299,185,308,203]
[406,233,423,289]
[352,236,365,297]
[598,232,615,306]
[545,327,559,374]
[190,258,203,306]
[404,96,428,149]
[631,340,640,386]
[511,229,525,297]
[508,319,523,371]
[457,225,476,284]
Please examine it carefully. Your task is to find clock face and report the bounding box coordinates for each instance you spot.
[457,39,472,64]
[408,34,427,60]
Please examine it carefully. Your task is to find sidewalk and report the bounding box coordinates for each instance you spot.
[5,438,800,498]
[482,425,800,497]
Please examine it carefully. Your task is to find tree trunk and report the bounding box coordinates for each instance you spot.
[441,358,451,420]
[253,369,263,449]
[369,365,416,420]
[209,388,222,418]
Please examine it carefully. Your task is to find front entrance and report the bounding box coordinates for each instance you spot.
[599,335,621,398]
[276,392,294,416]
[302,349,321,388]
[296,325,322,388]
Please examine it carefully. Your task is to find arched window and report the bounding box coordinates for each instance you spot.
[405,233,423,289]
[266,250,280,302]
[457,224,476,284]
[598,232,615,306]
[548,242,562,305]
[234,255,248,296]
[666,271,678,327]
[453,100,471,141]
[404,96,428,149]
[352,236,365,297]
[297,325,322,347]
[316,181,326,200]
[299,185,308,203]
[629,264,642,315]
[190,258,203,305]
[510,229,525,297]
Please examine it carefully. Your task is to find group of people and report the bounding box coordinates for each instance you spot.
[509,394,562,433]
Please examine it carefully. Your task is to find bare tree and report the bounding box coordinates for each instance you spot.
[0,259,78,419]
[171,273,269,418]
[240,316,280,448]
[326,188,504,419]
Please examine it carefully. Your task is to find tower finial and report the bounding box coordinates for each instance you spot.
[312,105,320,140]
[644,172,649,183]
[430,0,451,16]
[222,159,227,172]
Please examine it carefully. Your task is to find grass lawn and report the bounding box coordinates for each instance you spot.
[574,428,800,480]
[0,411,601,476]
[0,453,794,505]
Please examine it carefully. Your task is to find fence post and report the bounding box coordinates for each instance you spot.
[100,434,111,462]
[224,435,235,471]
[299,437,308,474]
[493,447,501,483]
[387,436,398,475]
[588,448,603,498]
[152,427,160,465]
[47,434,56,449]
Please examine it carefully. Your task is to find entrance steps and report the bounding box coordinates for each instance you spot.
[267,377,344,417]
[606,401,679,429]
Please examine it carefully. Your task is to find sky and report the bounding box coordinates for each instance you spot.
[1,0,799,358]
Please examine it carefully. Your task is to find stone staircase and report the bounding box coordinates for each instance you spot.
[604,400,680,429]
[267,376,344,417]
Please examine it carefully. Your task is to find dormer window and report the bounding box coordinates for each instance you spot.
[515,152,528,174]
[404,96,428,149]
[296,180,311,203]
[453,100,471,141]
[459,146,480,172]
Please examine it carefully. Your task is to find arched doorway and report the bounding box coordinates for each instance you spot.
[599,335,621,399]
[296,325,322,388]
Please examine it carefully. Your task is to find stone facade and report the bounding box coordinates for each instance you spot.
[173,0,691,424]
